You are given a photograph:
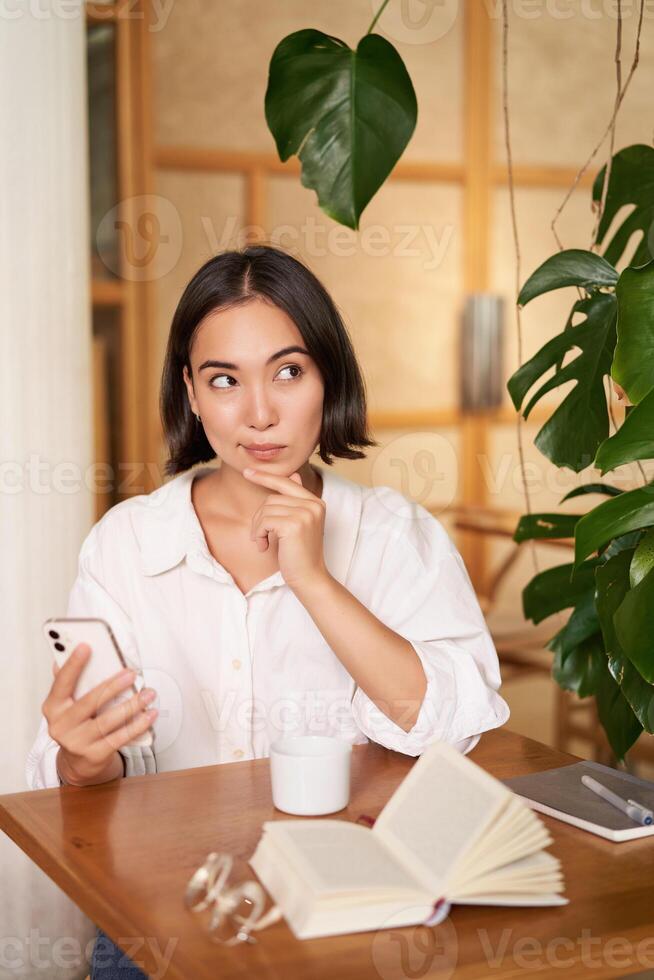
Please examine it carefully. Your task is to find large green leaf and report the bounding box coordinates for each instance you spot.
[611,261,654,406]
[595,386,654,473]
[516,250,618,307]
[613,565,654,683]
[548,591,600,659]
[507,292,617,471]
[523,559,599,624]
[265,29,417,229]
[595,549,635,656]
[600,530,644,563]
[552,632,604,698]
[560,483,622,502]
[593,144,654,269]
[574,484,654,564]
[630,527,654,588]
[607,653,654,736]
[513,513,579,543]
[595,663,643,760]
[597,549,654,733]
[550,568,642,758]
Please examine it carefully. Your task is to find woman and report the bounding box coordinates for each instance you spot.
[27,244,509,976]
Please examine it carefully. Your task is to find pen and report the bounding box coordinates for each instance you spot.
[581,774,654,826]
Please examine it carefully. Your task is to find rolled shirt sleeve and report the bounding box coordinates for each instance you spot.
[26,524,157,790]
[350,493,510,757]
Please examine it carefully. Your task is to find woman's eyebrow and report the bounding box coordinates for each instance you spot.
[198,345,310,372]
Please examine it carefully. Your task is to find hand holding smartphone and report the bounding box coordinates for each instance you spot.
[42,618,157,787]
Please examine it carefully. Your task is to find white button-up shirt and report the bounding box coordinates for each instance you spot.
[26,464,510,789]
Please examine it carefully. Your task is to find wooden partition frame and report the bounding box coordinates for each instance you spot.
[87,0,156,518]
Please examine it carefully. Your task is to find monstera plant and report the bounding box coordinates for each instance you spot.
[508,143,654,761]
[264,0,416,229]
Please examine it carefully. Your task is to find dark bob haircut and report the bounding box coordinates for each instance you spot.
[160,244,378,476]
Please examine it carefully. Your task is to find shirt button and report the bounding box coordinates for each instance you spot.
[232,658,241,670]
[233,749,244,759]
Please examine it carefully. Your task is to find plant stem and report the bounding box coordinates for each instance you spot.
[366,0,392,35]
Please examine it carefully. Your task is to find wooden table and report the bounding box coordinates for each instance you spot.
[2,729,654,980]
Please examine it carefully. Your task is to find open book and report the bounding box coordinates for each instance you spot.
[249,740,567,939]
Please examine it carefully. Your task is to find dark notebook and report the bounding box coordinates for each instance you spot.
[503,761,654,842]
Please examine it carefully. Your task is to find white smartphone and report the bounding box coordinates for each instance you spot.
[43,617,153,748]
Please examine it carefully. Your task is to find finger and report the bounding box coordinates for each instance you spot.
[251,507,288,542]
[260,495,322,510]
[83,687,157,749]
[242,469,314,499]
[50,643,92,701]
[68,667,138,726]
[251,499,319,529]
[94,705,158,755]
[49,668,136,741]
[252,512,298,551]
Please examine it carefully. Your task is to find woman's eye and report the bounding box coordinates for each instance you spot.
[209,375,236,389]
[278,364,303,380]
[209,365,302,388]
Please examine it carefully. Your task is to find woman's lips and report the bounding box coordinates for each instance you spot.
[242,445,285,460]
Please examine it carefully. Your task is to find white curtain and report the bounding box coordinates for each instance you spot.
[0,3,98,977]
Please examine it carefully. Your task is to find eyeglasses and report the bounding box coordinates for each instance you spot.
[184,851,282,946]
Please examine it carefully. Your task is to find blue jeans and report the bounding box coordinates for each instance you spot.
[90,927,149,979]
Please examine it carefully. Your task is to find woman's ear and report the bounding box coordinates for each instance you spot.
[182,364,198,416]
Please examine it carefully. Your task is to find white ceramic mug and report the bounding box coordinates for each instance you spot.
[269,735,352,816]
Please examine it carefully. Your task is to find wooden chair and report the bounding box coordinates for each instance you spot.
[448,504,571,680]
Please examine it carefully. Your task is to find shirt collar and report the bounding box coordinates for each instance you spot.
[136,463,363,587]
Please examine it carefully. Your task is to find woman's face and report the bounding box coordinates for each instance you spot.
[182,297,325,476]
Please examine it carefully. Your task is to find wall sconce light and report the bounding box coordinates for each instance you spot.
[460,293,505,412]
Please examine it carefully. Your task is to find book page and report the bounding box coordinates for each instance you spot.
[453,851,563,899]
[373,740,511,895]
[450,799,551,893]
[264,820,429,899]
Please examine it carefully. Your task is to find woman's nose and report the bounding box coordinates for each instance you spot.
[244,385,279,427]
